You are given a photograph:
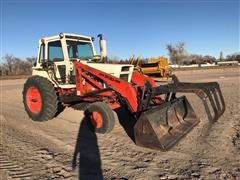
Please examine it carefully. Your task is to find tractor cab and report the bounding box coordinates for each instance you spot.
[33,33,133,87]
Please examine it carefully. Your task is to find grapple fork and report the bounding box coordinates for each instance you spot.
[164,75,225,122]
[134,75,225,151]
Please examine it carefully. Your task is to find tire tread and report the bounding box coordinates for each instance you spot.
[23,76,59,121]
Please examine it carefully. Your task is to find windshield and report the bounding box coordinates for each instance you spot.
[67,40,93,60]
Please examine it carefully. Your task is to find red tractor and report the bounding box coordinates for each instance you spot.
[23,33,225,150]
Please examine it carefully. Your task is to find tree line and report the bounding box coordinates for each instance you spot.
[1,43,239,76]
[0,55,36,76]
[112,42,239,65]
[166,42,240,66]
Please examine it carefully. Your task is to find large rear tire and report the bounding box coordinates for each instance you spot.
[23,76,59,121]
[86,102,115,134]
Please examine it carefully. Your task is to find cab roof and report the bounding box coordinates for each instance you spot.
[41,33,93,41]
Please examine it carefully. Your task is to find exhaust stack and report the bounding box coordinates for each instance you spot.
[97,34,107,62]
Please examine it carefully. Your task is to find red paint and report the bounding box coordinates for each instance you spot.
[131,72,156,87]
[72,62,162,113]
[26,87,42,113]
[90,111,103,128]
[108,103,121,109]
[74,62,139,112]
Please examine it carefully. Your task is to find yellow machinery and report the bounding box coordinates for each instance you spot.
[131,57,172,81]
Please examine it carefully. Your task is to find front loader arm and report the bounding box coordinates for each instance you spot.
[74,61,139,112]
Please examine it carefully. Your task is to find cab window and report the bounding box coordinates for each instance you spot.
[67,40,93,60]
[38,43,45,63]
[48,41,64,61]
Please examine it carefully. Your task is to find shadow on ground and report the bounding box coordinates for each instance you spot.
[115,107,137,143]
[72,116,103,180]
[71,107,138,179]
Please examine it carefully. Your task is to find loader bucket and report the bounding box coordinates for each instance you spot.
[134,96,200,151]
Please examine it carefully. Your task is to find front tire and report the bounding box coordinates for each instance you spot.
[86,102,115,134]
[23,76,59,121]
[71,102,90,111]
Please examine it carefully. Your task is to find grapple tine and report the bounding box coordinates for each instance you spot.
[194,83,225,122]
[196,90,214,122]
[161,75,225,122]
[216,86,226,115]
[205,89,218,121]
[211,89,221,112]
[150,75,226,123]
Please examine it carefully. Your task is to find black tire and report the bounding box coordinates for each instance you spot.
[71,102,90,111]
[22,76,59,121]
[85,102,115,134]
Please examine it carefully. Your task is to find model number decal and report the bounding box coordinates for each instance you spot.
[99,73,120,83]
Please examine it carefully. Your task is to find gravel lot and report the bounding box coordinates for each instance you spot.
[1,67,239,179]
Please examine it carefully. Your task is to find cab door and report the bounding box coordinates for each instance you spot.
[47,40,67,84]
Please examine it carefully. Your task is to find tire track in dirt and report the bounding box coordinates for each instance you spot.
[2,103,191,179]
[0,96,228,179]
[96,126,196,179]
[0,146,32,179]
[99,76,240,179]
[232,126,240,150]
[170,80,240,179]
[0,137,76,179]
[1,69,240,179]
[1,121,76,179]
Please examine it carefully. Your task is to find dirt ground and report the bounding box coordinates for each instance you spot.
[0,67,239,180]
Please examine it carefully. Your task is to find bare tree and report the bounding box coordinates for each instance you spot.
[2,54,15,75]
[166,42,187,65]
[0,64,3,76]
[1,54,36,76]
[25,57,37,74]
[202,55,216,64]
[226,53,240,62]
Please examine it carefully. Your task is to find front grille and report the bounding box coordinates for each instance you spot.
[120,74,129,82]
[121,66,130,71]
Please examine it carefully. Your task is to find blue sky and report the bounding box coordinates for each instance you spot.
[0,0,239,59]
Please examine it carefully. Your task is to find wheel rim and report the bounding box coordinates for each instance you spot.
[26,86,42,114]
[90,111,103,128]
